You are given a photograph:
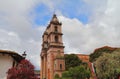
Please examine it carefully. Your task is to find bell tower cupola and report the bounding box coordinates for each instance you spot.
[50,14,59,23]
[40,14,65,79]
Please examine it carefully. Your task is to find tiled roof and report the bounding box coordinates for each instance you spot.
[0,49,23,62]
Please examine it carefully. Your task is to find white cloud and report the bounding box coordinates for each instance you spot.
[0,0,43,70]
[0,0,120,70]
[58,0,120,54]
[0,29,21,50]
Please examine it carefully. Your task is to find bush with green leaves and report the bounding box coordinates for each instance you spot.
[62,65,90,79]
[95,49,120,79]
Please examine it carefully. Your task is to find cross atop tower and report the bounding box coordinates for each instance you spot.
[50,14,61,25]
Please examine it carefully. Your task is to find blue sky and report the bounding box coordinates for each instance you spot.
[31,3,52,26]
[31,0,90,26]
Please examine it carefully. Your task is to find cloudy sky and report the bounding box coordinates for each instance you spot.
[0,0,120,70]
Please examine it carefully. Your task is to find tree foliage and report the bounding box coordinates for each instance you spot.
[64,54,82,70]
[54,74,61,79]
[90,46,117,62]
[63,54,91,79]
[7,59,38,79]
[95,49,120,79]
[62,65,91,79]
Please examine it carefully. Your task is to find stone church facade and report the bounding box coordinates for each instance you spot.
[40,14,65,79]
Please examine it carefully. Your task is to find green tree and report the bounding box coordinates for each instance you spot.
[64,54,82,70]
[90,46,117,62]
[62,71,71,79]
[62,66,91,79]
[95,49,120,79]
[54,74,61,79]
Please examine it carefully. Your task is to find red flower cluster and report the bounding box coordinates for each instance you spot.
[7,59,38,79]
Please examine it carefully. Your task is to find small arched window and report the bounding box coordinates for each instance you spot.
[55,64,56,69]
[55,36,58,42]
[55,26,58,32]
[60,64,62,70]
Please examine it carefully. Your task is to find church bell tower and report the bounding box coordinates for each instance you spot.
[40,14,65,79]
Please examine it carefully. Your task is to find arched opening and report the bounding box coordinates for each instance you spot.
[55,36,58,42]
[55,64,56,69]
[55,26,58,32]
[60,64,62,70]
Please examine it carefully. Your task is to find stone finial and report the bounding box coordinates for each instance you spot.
[22,51,27,59]
[50,14,59,23]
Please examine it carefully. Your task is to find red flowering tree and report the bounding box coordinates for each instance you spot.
[7,59,38,79]
[7,67,18,79]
